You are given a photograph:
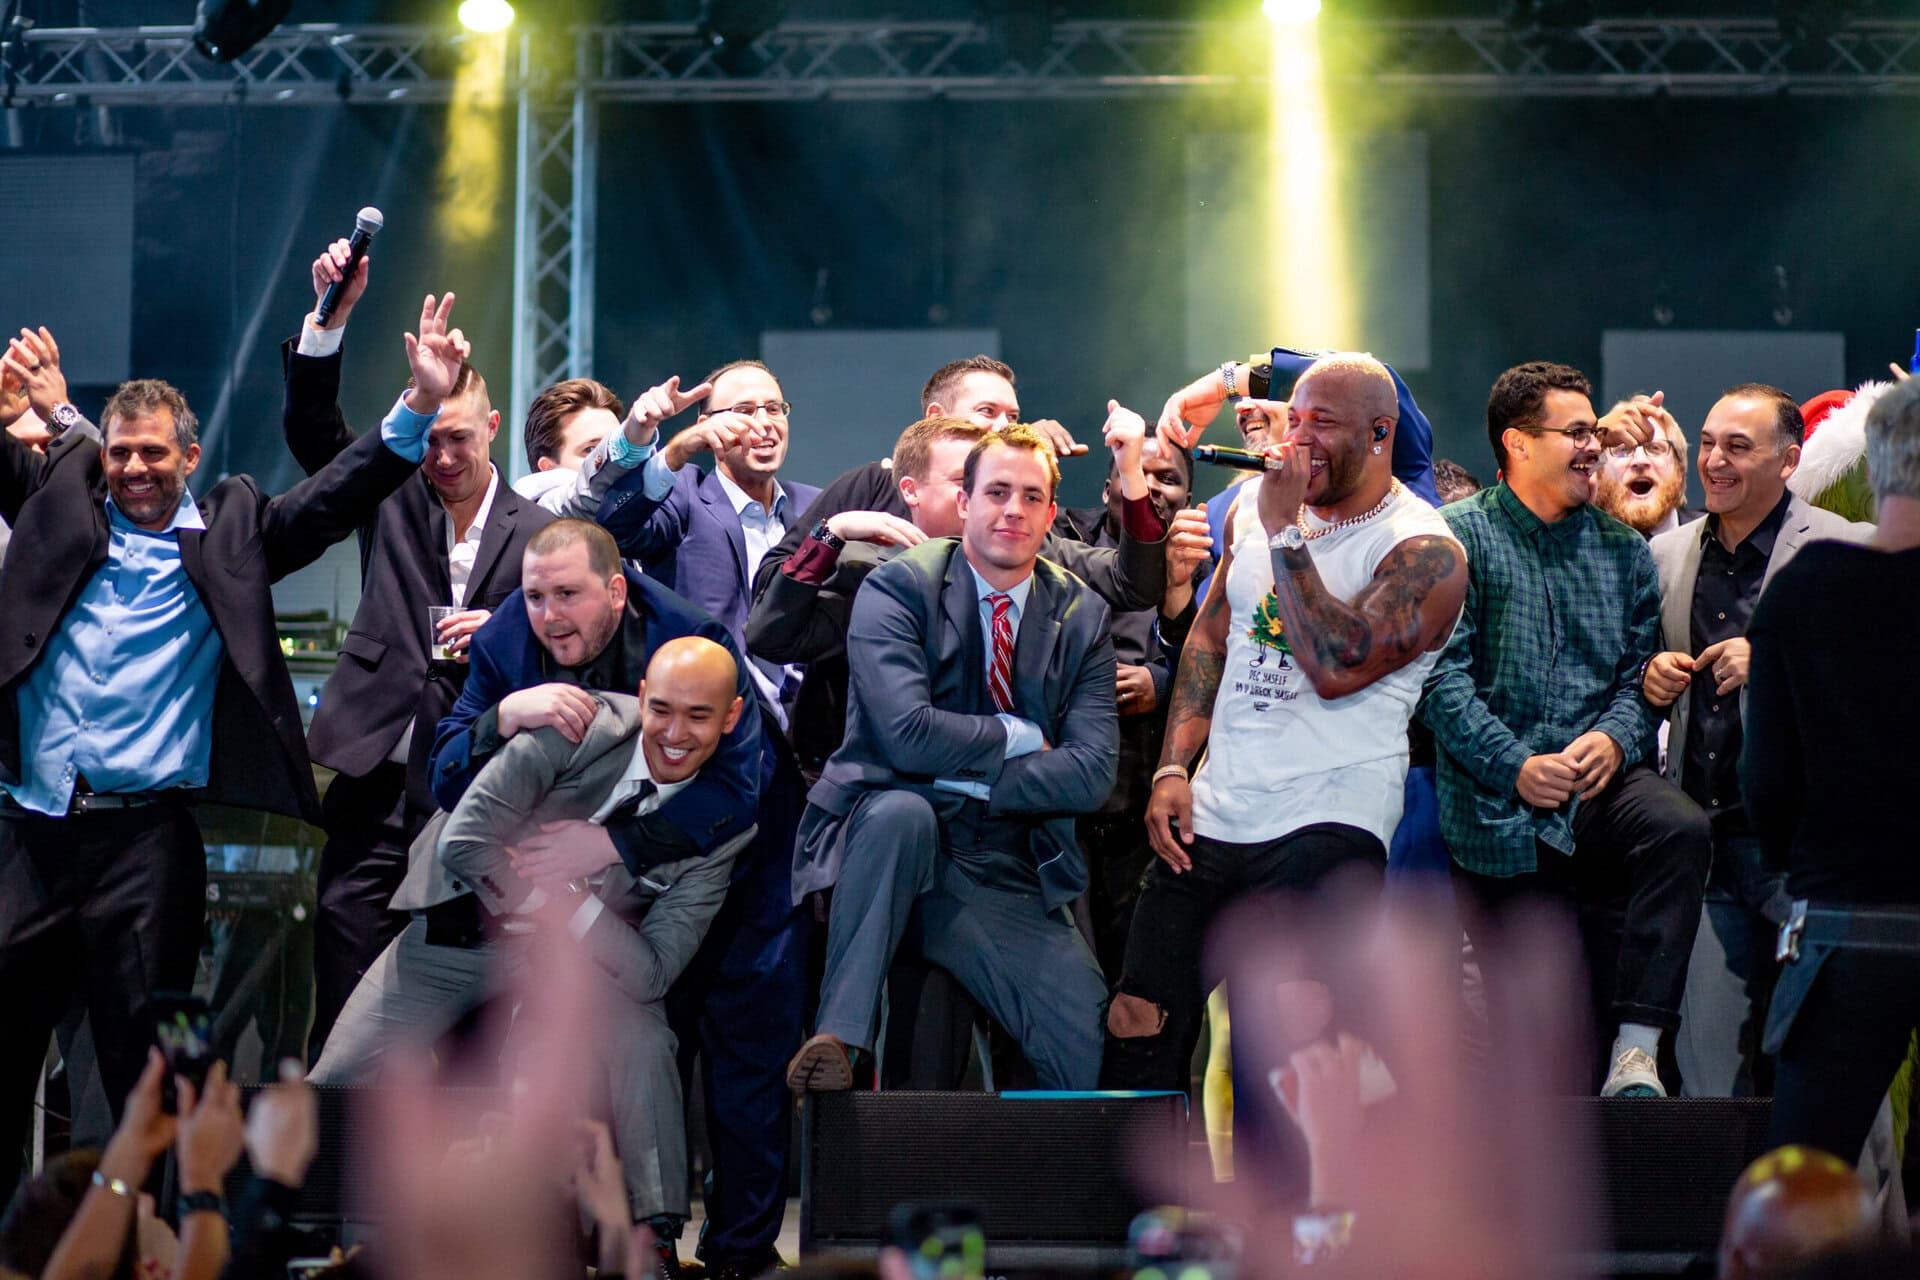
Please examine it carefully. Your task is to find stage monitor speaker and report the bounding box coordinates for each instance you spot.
[800,1089,1187,1267]
[1582,1096,1774,1265]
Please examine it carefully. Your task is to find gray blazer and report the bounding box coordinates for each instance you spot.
[392,692,749,1005]
[1649,494,1873,789]
[795,537,1118,911]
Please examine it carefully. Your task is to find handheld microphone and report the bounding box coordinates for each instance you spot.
[315,207,384,327]
[1193,444,1284,472]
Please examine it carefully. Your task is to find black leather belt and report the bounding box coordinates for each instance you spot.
[0,789,189,818]
[1776,900,1920,962]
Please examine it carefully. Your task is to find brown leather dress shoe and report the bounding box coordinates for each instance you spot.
[785,1033,854,1092]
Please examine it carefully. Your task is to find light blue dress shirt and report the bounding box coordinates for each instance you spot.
[933,562,1043,801]
[712,469,801,726]
[5,395,436,816]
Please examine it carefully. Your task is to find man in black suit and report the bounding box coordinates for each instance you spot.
[0,299,463,1198]
[784,424,1120,1093]
[283,245,556,1059]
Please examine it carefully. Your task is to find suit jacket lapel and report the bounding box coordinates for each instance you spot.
[422,477,453,602]
[699,471,751,587]
[1011,565,1063,721]
[1762,498,1815,593]
[940,545,986,711]
[463,495,519,601]
[1665,532,1704,653]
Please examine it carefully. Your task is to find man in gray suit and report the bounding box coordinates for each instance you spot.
[784,424,1120,1093]
[1642,383,1873,1096]
[311,636,750,1237]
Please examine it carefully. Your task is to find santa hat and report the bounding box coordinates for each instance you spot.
[1789,381,1889,525]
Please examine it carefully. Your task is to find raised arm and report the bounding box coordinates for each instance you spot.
[280,239,374,476]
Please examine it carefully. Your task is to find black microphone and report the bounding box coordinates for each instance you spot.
[1192,444,1284,472]
[315,207,384,327]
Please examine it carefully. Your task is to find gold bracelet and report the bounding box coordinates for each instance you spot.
[1151,764,1189,785]
[91,1169,133,1199]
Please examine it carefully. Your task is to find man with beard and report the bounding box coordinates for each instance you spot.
[1103,355,1466,1104]
[1421,361,1710,1098]
[1643,384,1872,1096]
[1595,405,1694,539]
[0,302,456,1198]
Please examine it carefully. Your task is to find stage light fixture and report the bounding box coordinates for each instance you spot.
[457,0,514,34]
[1262,0,1321,25]
[697,0,789,54]
[191,0,293,63]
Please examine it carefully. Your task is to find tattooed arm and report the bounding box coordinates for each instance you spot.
[1267,532,1468,701]
[1143,497,1237,872]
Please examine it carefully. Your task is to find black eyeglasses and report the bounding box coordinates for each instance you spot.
[712,400,792,421]
[1521,425,1600,448]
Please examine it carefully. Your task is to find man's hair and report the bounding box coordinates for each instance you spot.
[891,416,989,482]
[1302,352,1400,425]
[1432,457,1483,505]
[1721,382,1806,450]
[525,517,622,581]
[0,1150,133,1280]
[699,359,778,414]
[523,378,624,470]
[1866,375,1920,505]
[962,422,1060,502]
[921,355,1015,414]
[101,378,198,450]
[407,362,490,417]
[1485,361,1593,471]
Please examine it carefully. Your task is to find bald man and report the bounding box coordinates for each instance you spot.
[1104,355,1467,1120]
[313,636,752,1247]
[1719,1146,1877,1280]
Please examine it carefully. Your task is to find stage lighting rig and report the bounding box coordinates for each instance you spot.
[192,0,293,63]
[697,0,788,69]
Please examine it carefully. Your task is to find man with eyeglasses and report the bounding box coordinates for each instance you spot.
[1419,361,1710,1099]
[1595,404,1696,539]
[590,359,816,1279]
[1640,384,1873,1097]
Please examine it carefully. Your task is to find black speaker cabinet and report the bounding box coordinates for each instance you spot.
[800,1090,1189,1267]
[1583,1095,1774,1264]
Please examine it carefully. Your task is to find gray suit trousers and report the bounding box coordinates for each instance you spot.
[813,790,1107,1089]
[306,916,688,1221]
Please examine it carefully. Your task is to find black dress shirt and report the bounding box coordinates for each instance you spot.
[1683,492,1790,825]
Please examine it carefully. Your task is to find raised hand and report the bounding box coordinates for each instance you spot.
[1026,417,1088,457]
[1157,365,1237,450]
[1255,440,1311,538]
[1164,506,1213,583]
[0,364,27,430]
[310,238,371,329]
[175,1061,247,1194]
[663,411,749,471]
[404,293,469,413]
[1102,399,1148,497]
[622,375,712,448]
[1598,390,1663,451]
[2,327,72,424]
[245,1060,319,1188]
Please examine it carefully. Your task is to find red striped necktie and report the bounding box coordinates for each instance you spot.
[987,593,1015,714]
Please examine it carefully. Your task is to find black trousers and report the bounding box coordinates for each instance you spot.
[1102,822,1387,1092]
[1453,764,1709,1068]
[1770,951,1920,1164]
[0,801,205,1200]
[308,763,424,1063]
[1075,810,1156,983]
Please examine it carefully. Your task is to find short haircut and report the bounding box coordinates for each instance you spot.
[962,422,1060,502]
[891,416,988,482]
[525,517,621,581]
[699,359,778,414]
[408,362,490,417]
[921,355,1015,415]
[1866,375,1920,505]
[1301,352,1399,425]
[1432,457,1483,505]
[1721,382,1806,450]
[101,378,198,450]
[523,378,625,470]
[1485,361,1593,471]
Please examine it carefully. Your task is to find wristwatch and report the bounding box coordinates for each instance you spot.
[1269,525,1306,552]
[179,1190,226,1218]
[47,403,83,437]
[1220,361,1239,402]
[810,518,846,551]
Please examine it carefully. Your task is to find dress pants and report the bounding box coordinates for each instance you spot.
[1675,826,1790,1096]
[309,763,426,1062]
[1770,950,1920,1165]
[813,791,1107,1090]
[0,801,205,1199]
[667,748,810,1266]
[309,915,690,1222]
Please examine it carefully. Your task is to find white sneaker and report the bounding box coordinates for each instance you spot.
[1601,1046,1665,1098]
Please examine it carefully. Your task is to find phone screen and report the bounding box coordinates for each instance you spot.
[152,991,213,1114]
[888,1204,985,1280]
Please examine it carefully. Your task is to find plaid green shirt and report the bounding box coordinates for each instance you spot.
[1418,483,1661,875]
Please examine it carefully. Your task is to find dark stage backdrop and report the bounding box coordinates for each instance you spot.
[8,92,1918,509]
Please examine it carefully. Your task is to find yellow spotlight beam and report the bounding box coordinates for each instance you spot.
[1266,7,1352,352]
[436,30,509,248]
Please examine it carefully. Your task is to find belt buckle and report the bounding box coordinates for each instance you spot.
[71,792,93,815]
[1776,899,1807,963]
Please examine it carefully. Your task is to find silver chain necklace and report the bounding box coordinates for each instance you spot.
[1296,479,1403,541]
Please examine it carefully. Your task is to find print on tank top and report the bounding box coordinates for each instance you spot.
[1237,589,1299,710]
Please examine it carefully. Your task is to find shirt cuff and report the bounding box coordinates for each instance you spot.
[379,392,437,463]
[784,535,842,585]
[606,430,657,470]
[567,894,605,940]
[641,449,679,502]
[932,778,992,802]
[297,320,346,358]
[998,713,1044,759]
[1120,494,1167,542]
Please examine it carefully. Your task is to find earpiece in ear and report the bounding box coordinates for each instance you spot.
[1373,423,1390,442]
